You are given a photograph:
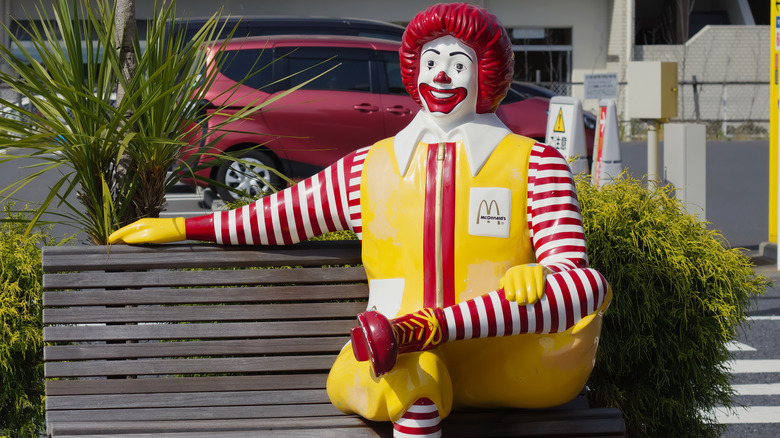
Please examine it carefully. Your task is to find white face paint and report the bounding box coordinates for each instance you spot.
[417,35,478,125]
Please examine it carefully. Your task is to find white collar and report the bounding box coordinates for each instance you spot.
[394,111,512,177]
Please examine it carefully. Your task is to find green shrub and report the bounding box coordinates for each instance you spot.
[0,207,62,437]
[309,230,358,241]
[579,175,768,437]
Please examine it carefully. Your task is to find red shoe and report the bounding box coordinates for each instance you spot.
[351,310,397,376]
[351,308,448,377]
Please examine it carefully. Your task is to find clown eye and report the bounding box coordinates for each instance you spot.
[426,60,435,69]
[455,63,465,72]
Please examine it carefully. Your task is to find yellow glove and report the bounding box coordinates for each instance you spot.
[108,217,187,244]
[499,264,547,305]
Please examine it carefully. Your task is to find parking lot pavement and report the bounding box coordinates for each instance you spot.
[718,258,780,436]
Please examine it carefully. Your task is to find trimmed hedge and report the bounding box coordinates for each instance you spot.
[579,176,768,437]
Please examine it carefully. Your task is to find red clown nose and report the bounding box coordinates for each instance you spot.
[433,71,451,84]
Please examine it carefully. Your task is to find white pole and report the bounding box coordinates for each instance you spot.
[647,120,660,187]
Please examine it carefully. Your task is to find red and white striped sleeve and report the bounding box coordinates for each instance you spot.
[525,143,609,331]
[526,143,588,271]
[184,146,369,244]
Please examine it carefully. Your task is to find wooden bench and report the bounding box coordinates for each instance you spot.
[42,240,626,437]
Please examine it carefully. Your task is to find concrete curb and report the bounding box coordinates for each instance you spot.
[757,242,777,266]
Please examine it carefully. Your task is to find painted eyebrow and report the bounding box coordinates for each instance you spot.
[423,48,441,55]
[450,51,474,62]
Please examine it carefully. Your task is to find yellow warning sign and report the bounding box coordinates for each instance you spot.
[553,108,565,132]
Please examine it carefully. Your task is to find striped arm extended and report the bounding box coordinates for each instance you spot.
[185,147,369,244]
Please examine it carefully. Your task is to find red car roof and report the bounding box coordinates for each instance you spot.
[208,34,402,52]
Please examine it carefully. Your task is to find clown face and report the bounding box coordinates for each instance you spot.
[417,35,478,123]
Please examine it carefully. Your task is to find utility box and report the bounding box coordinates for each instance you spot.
[663,123,706,221]
[626,62,678,120]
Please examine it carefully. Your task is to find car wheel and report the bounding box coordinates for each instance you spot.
[215,150,282,203]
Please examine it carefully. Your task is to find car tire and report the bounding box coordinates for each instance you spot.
[215,150,282,204]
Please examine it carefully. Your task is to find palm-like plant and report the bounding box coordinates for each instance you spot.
[0,0,127,243]
[0,0,321,244]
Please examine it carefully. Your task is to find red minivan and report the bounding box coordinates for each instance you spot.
[185,35,555,202]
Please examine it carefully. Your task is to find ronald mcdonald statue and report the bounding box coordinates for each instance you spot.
[110,3,612,437]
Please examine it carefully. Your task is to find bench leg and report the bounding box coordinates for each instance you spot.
[393,398,441,438]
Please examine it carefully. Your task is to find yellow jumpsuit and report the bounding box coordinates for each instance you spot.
[327,134,609,422]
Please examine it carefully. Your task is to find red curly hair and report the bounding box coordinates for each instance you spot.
[400,3,514,114]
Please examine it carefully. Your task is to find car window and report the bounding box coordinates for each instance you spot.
[377,51,407,95]
[501,87,524,105]
[217,49,276,91]
[283,48,373,93]
[383,60,406,95]
[289,58,370,92]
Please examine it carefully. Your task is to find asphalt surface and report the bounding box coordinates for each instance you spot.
[720,260,780,437]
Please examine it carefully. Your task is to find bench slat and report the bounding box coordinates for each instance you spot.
[43,301,366,324]
[47,417,382,437]
[44,337,349,361]
[53,430,382,438]
[46,403,347,422]
[45,355,338,378]
[52,426,383,438]
[44,266,367,290]
[42,241,363,271]
[46,389,331,410]
[45,374,329,396]
[444,417,627,437]
[43,319,356,342]
[42,284,369,306]
[47,411,625,437]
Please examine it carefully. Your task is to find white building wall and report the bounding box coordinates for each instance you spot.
[481,0,609,84]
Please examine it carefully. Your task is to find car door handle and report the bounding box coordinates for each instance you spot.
[386,105,411,115]
[353,104,379,113]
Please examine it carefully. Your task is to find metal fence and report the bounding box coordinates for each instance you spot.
[540,80,770,140]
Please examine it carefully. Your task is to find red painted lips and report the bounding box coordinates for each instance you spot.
[419,83,468,114]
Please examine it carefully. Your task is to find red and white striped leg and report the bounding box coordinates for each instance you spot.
[393,398,442,438]
[352,268,608,373]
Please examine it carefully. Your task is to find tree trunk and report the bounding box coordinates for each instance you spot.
[115,0,137,107]
[113,0,139,226]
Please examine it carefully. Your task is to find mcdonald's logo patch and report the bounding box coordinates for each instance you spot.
[469,187,511,238]
[476,200,506,224]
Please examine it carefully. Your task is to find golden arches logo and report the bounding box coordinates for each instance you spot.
[476,199,504,224]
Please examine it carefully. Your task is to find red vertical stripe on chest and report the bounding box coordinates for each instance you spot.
[441,142,456,308]
[422,143,457,309]
[423,144,438,308]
